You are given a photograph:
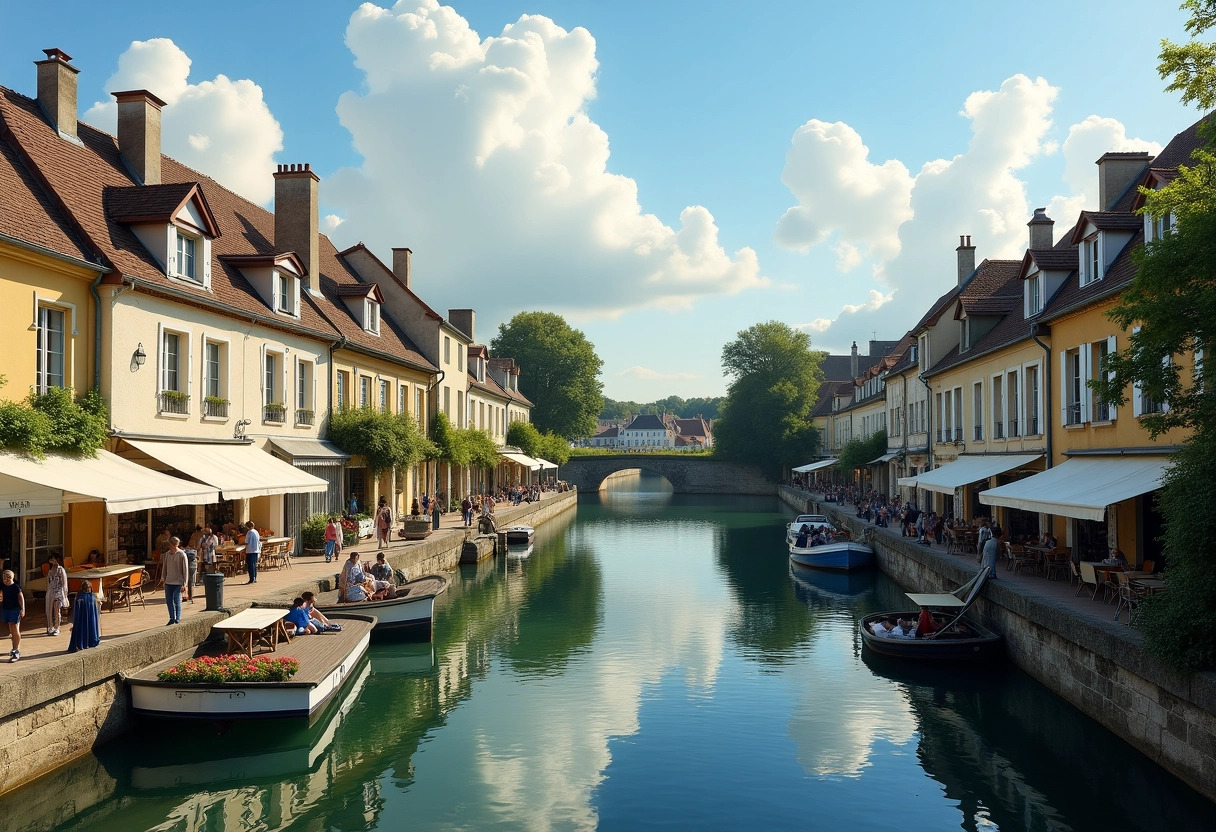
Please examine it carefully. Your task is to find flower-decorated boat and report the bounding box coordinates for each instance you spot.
[123,613,375,721]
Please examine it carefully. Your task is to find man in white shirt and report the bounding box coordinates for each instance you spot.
[243,521,261,584]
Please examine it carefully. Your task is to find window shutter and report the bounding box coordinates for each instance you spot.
[1162,354,1172,413]
[1132,327,1143,418]
[1059,351,1068,424]
[1106,335,1117,421]
[157,322,166,393]
[1080,345,1091,423]
[260,344,267,406]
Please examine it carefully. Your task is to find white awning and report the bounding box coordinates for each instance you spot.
[0,449,219,516]
[793,459,837,473]
[501,452,541,470]
[123,439,327,500]
[980,455,1169,521]
[897,453,1042,494]
[268,437,350,463]
[533,457,559,469]
[867,452,900,465]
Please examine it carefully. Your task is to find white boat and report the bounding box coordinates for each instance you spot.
[788,540,874,571]
[125,615,375,720]
[314,574,449,641]
[786,514,832,544]
[504,524,535,545]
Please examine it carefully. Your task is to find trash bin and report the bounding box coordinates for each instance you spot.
[204,572,225,611]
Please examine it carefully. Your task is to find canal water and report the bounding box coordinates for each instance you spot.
[6,472,1215,831]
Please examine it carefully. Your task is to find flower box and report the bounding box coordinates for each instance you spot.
[157,654,300,683]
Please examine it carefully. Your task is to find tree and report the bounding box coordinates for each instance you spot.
[537,431,571,466]
[1088,1,1216,671]
[713,322,823,476]
[835,431,888,482]
[507,420,543,457]
[328,407,433,474]
[457,428,500,470]
[429,412,470,467]
[491,312,603,439]
[0,384,108,459]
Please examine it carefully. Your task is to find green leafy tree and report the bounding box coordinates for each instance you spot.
[491,312,603,439]
[328,407,434,474]
[537,431,571,466]
[458,428,500,470]
[507,420,543,457]
[0,383,108,458]
[713,321,823,476]
[430,412,470,467]
[1088,1,1216,670]
[835,431,888,481]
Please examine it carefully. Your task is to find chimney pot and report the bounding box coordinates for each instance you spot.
[35,47,80,141]
[956,234,976,285]
[113,89,165,185]
[1027,207,1054,250]
[392,247,412,289]
[1095,151,1153,209]
[273,162,320,292]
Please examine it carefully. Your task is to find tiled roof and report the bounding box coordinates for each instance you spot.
[672,417,710,438]
[927,260,1025,376]
[0,128,93,262]
[1072,211,1143,241]
[1042,227,1144,323]
[624,413,666,432]
[811,380,852,418]
[1151,114,1213,170]
[1025,247,1077,272]
[594,426,619,439]
[105,182,219,237]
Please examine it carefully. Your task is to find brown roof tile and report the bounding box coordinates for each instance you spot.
[0,129,93,263]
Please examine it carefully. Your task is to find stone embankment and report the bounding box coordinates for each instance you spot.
[0,490,577,797]
[779,485,1216,802]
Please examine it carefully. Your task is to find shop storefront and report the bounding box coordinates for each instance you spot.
[270,438,349,554]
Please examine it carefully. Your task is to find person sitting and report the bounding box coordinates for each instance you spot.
[1042,532,1058,549]
[284,597,318,635]
[871,617,914,638]
[1102,548,1128,566]
[300,591,341,631]
[370,552,393,583]
[916,607,938,638]
[794,524,810,548]
[340,551,366,602]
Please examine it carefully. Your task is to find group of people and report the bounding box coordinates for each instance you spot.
[869,608,940,639]
[338,550,398,603]
[793,524,834,548]
[283,591,344,635]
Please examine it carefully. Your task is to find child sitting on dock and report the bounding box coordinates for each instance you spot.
[284,597,318,635]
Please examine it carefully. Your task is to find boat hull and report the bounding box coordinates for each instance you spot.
[126,624,373,721]
[859,611,1004,662]
[316,575,448,641]
[788,541,873,571]
[504,525,534,545]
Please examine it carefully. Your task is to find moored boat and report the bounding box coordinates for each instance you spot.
[788,540,874,571]
[859,568,1004,662]
[313,574,449,641]
[125,614,375,721]
[788,561,876,599]
[786,513,831,544]
[504,525,535,545]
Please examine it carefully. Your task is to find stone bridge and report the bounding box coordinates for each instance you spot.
[562,455,775,495]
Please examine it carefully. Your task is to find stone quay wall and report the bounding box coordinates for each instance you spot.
[0,490,577,797]
[779,485,1216,802]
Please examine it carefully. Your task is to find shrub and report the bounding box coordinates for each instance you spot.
[301,514,328,549]
[157,654,300,683]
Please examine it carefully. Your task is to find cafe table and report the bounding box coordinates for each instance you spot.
[212,608,294,658]
[1134,577,1167,595]
[25,563,144,600]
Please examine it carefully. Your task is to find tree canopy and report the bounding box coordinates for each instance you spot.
[836,430,888,477]
[601,395,722,422]
[507,420,570,465]
[1089,1,1216,671]
[328,406,434,474]
[0,383,108,458]
[713,321,823,476]
[490,312,603,439]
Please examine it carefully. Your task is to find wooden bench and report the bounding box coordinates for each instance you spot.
[212,608,294,657]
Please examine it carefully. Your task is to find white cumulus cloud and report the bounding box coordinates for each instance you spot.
[615,366,701,381]
[322,0,765,324]
[1044,115,1162,225]
[83,38,283,204]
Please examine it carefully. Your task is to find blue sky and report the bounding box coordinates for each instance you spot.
[0,1,1198,401]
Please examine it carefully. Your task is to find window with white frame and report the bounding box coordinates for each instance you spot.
[162,330,184,393]
[1065,348,1084,425]
[365,299,380,335]
[399,384,407,414]
[1131,327,1168,417]
[444,336,451,365]
[35,305,66,393]
[1025,365,1040,434]
[360,376,371,409]
[203,341,223,399]
[935,393,944,442]
[1080,234,1103,286]
[415,388,423,427]
[952,386,962,441]
[1026,271,1042,316]
[443,386,451,417]
[457,347,464,373]
[264,351,283,405]
[296,360,313,417]
[274,272,299,316]
[379,379,389,413]
[1093,338,1113,421]
[176,231,198,282]
[992,377,1004,439]
[918,335,929,372]
[457,390,464,427]
[1145,211,1174,243]
[972,381,983,441]
[1007,371,1020,437]
[337,371,349,410]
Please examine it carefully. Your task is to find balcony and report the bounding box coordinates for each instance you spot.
[993,421,1005,439]
[202,398,228,419]
[973,425,983,441]
[295,408,315,427]
[263,403,287,423]
[157,390,189,415]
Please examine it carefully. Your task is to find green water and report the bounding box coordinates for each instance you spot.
[5,473,1215,831]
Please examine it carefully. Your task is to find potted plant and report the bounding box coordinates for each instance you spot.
[203,395,229,417]
[264,402,287,422]
[301,514,327,555]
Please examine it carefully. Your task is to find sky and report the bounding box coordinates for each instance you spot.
[0,0,1201,402]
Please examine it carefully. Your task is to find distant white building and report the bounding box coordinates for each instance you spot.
[619,414,673,449]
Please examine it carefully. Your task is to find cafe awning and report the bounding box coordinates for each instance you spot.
[793,459,837,473]
[501,452,542,470]
[123,439,328,500]
[896,453,1042,494]
[267,437,350,464]
[0,449,219,517]
[867,451,900,465]
[533,457,559,469]
[979,455,1169,521]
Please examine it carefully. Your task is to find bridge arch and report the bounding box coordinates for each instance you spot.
[561,455,774,495]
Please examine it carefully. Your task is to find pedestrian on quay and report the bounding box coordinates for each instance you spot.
[981,524,1004,579]
[68,581,100,653]
[461,495,473,527]
[163,537,189,625]
[243,521,261,584]
[2,569,23,662]
[45,554,68,636]
[376,497,392,550]
[432,499,441,531]
[198,526,218,583]
[325,517,340,563]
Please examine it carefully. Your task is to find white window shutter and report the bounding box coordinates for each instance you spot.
[260,344,267,406]
[157,322,166,393]
[1132,326,1143,418]
[1162,354,1172,413]
[1080,345,1091,423]
[1059,351,1068,424]
[1107,335,1117,420]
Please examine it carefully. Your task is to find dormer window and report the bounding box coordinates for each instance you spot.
[365,299,380,334]
[108,182,219,291]
[176,232,197,281]
[1026,271,1042,316]
[1080,234,1102,286]
[222,252,306,319]
[275,271,299,316]
[1145,212,1174,243]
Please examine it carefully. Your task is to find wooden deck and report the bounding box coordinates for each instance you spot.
[128,614,376,685]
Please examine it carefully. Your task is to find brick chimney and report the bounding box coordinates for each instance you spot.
[392,247,412,289]
[1096,151,1152,209]
[35,48,79,141]
[850,341,859,379]
[448,309,475,343]
[956,235,975,285]
[273,163,320,293]
[113,90,165,185]
[1027,207,1053,250]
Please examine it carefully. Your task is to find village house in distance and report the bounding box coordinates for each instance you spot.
[583,413,713,451]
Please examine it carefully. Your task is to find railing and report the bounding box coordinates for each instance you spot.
[202,399,228,419]
[157,391,189,415]
[295,409,315,426]
[1008,419,1019,438]
[953,428,963,442]
[1066,402,1082,425]
[263,404,286,423]
[993,421,1005,439]
[1095,402,1111,421]
[974,425,983,441]
[1029,415,1039,435]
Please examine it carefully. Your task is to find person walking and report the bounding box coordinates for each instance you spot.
[197,526,218,584]
[1,570,23,662]
[432,499,441,531]
[68,580,100,652]
[325,517,340,563]
[376,498,392,549]
[163,537,189,625]
[980,524,1004,580]
[243,521,261,584]
[45,554,68,636]
[461,495,473,527]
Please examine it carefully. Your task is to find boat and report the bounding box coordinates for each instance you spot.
[124,613,375,720]
[788,561,876,599]
[788,538,874,571]
[503,524,535,545]
[859,568,1004,662]
[312,574,450,641]
[786,513,831,544]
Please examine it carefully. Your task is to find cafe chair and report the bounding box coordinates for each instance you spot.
[1141,559,1156,575]
[1044,551,1070,582]
[1114,572,1149,625]
[107,571,146,612]
[1077,562,1101,600]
